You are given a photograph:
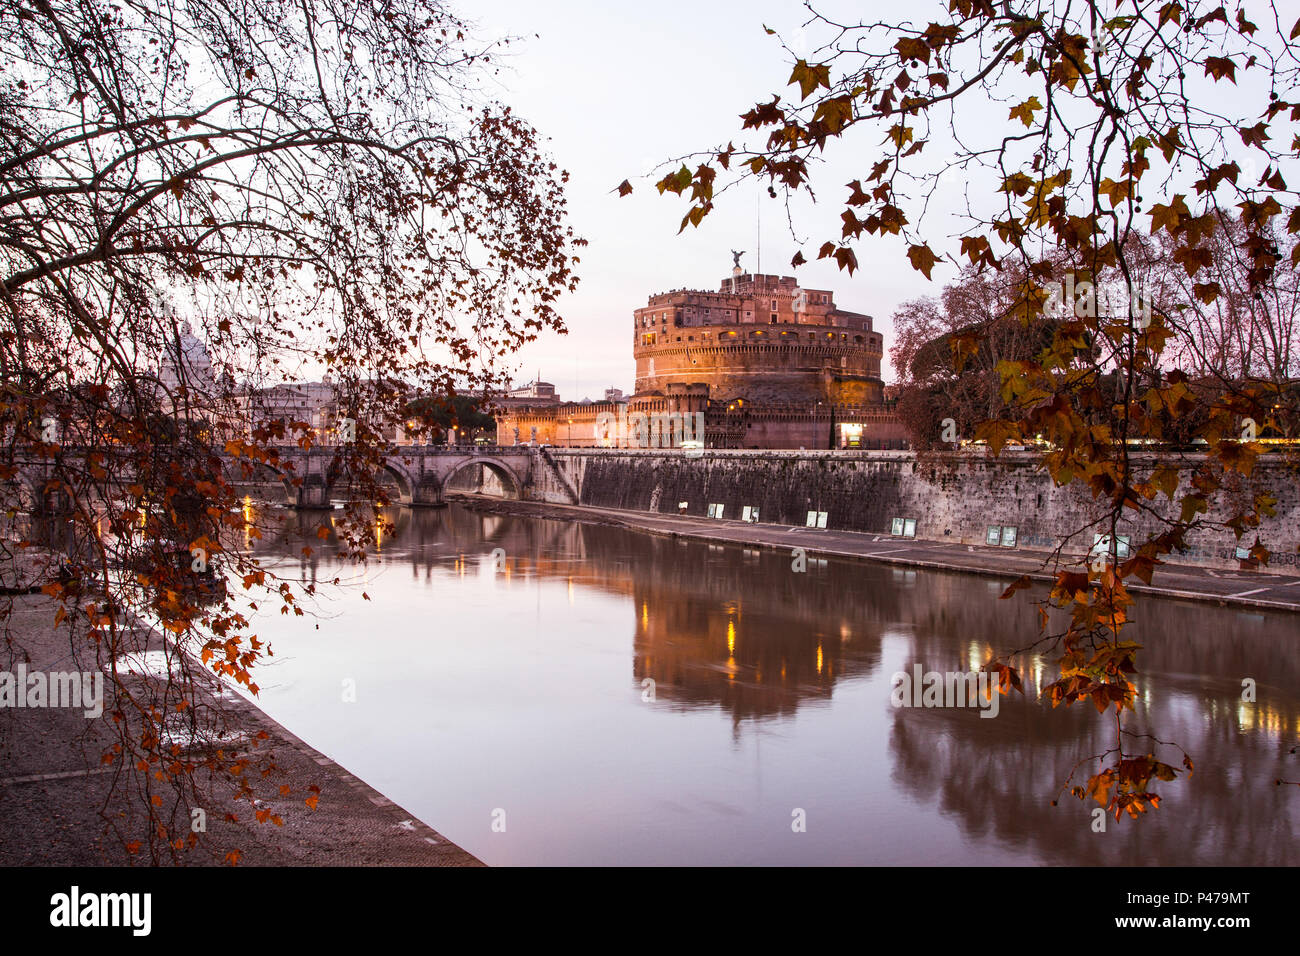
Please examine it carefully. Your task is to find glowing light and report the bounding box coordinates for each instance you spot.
[641,603,648,628]
[727,620,736,655]
[816,643,823,674]
[1238,701,1255,731]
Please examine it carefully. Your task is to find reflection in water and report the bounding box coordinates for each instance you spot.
[237,500,1300,865]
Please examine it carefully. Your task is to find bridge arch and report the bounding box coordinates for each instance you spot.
[222,457,301,507]
[377,460,416,505]
[224,455,425,508]
[441,455,522,500]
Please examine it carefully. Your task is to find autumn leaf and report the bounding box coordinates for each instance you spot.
[1203,56,1236,83]
[1239,122,1271,150]
[975,420,1021,455]
[1148,194,1190,234]
[999,575,1033,599]
[894,37,931,65]
[1008,96,1042,128]
[887,124,914,149]
[788,59,831,100]
[906,243,939,279]
[655,165,692,196]
[1098,177,1133,208]
[1192,281,1221,304]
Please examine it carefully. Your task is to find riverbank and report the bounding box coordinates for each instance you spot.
[451,494,1300,614]
[0,592,482,866]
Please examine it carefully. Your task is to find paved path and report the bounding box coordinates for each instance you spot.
[459,496,1300,615]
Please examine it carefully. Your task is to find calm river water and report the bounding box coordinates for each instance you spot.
[237,501,1299,865]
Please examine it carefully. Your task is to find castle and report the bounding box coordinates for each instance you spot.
[495,267,905,450]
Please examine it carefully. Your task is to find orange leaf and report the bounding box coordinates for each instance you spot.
[907,243,939,279]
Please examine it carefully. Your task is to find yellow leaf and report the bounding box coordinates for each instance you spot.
[788,59,831,100]
[1008,96,1043,128]
[975,420,1021,455]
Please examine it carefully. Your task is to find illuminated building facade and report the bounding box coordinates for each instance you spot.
[495,267,907,449]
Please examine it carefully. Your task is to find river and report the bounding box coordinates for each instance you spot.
[235,500,1299,865]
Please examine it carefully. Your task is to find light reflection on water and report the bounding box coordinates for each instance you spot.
[235,502,1300,865]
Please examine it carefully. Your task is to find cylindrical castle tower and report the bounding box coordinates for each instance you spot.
[632,273,884,405]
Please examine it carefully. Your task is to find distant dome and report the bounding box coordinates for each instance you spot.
[158,321,216,395]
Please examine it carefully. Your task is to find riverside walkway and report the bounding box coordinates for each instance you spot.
[0,593,482,866]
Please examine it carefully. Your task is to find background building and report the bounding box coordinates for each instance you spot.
[497,265,906,449]
[633,271,883,405]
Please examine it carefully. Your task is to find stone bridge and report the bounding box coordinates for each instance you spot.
[8,444,569,513]
[241,444,548,508]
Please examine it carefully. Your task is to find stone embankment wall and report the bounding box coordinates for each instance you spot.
[525,449,1300,572]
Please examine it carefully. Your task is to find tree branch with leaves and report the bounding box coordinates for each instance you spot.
[633,0,1300,820]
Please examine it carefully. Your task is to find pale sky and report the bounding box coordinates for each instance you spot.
[471,0,1287,399]
[473,0,934,399]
